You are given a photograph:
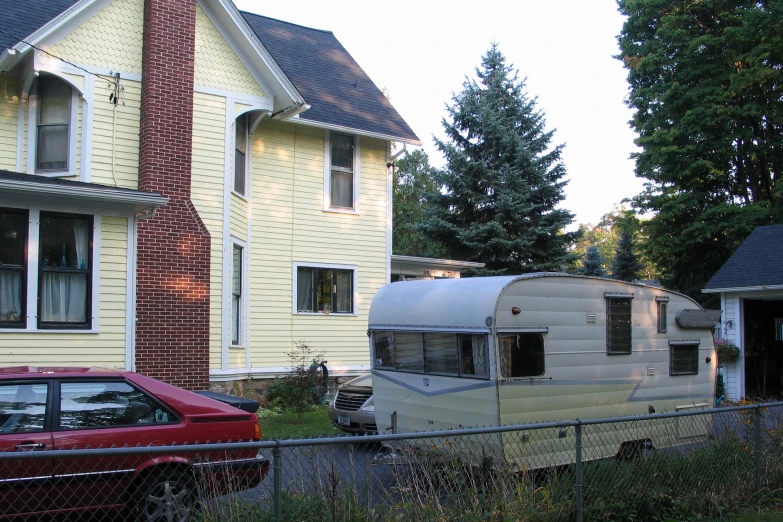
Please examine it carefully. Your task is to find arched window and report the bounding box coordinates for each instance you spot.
[35,76,72,173]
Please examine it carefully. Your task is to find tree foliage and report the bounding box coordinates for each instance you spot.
[392,149,448,258]
[611,230,644,282]
[616,0,783,301]
[420,44,578,275]
[579,246,607,277]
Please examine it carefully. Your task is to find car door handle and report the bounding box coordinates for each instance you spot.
[15,443,46,450]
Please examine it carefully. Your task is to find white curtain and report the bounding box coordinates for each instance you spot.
[297,268,315,312]
[41,220,88,323]
[330,171,353,208]
[472,335,488,377]
[0,271,22,322]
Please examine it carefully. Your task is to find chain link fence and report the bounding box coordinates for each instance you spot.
[1,402,782,521]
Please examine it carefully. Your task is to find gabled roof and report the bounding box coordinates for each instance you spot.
[0,0,77,51]
[239,12,420,144]
[703,224,783,293]
[0,0,420,144]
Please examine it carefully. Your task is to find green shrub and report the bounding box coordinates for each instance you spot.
[266,341,327,421]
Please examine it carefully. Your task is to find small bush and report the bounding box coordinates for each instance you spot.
[266,341,327,421]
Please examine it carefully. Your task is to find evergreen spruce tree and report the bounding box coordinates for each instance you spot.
[611,231,643,282]
[421,44,578,275]
[578,246,606,277]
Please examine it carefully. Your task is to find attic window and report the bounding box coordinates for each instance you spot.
[36,76,72,173]
[234,114,248,196]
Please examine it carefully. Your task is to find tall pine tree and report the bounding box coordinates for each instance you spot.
[579,246,607,277]
[421,44,578,275]
[610,231,643,282]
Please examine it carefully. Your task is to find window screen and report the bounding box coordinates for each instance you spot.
[394,332,425,372]
[499,333,545,378]
[670,344,699,376]
[330,134,354,208]
[425,332,458,375]
[607,298,632,354]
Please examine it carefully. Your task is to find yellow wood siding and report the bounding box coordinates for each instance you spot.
[91,79,142,189]
[190,92,226,370]
[230,193,248,241]
[0,75,19,170]
[247,121,388,370]
[194,5,267,97]
[47,0,144,75]
[0,216,129,367]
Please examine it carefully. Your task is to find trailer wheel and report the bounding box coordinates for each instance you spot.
[616,440,649,461]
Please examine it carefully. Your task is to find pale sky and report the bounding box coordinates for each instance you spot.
[234,0,644,227]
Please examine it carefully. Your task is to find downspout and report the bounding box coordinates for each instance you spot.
[128,208,160,371]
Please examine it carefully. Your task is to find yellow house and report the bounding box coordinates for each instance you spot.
[0,0,420,389]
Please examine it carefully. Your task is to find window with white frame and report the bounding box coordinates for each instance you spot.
[36,76,72,173]
[234,114,247,196]
[38,213,92,329]
[326,132,358,210]
[231,243,243,345]
[0,208,27,328]
[296,265,355,314]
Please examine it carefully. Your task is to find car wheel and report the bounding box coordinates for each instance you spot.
[133,469,197,522]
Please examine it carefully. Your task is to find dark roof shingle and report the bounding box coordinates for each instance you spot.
[0,0,77,53]
[241,12,420,143]
[704,224,783,290]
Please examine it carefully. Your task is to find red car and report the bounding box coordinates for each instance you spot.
[0,366,268,520]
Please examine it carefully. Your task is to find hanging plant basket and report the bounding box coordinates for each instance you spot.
[715,339,741,363]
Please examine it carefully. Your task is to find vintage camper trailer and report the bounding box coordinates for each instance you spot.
[369,274,721,468]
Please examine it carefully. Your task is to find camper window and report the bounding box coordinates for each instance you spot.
[372,331,489,379]
[607,297,632,354]
[460,334,489,377]
[374,331,395,369]
[395,332,425,373]
[424,333,459,375]
[670,343,699,375]
[499,333,545,378]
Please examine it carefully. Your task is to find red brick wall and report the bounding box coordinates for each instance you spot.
[136,0,210,390]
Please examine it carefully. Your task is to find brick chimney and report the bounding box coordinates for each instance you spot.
[136,0,210,390]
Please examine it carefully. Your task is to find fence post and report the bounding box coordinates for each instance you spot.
[273,443,282,522]
[754,405,761,492]
[575,420,583,522]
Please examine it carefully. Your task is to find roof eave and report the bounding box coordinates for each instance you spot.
[0,178,168,213]
[294,116,422,146]
[702,284,783,294]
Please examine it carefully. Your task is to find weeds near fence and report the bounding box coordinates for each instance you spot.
[192,404,783,522]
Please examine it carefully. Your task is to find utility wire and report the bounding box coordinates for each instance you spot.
[0,26,116,83]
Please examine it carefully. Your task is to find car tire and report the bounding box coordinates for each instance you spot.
[131,468,197,522]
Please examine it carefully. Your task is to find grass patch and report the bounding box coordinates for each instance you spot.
[258,405,341,440]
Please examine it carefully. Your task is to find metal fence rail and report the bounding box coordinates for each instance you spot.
[1,402,782,521]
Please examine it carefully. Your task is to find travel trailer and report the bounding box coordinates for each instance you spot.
[368,274,721,468]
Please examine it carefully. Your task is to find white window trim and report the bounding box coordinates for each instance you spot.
[0,207,101,333]
[26,79,79,178]
[228,237,248,349]
[323,131,360,214]
[292,261,359,317]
